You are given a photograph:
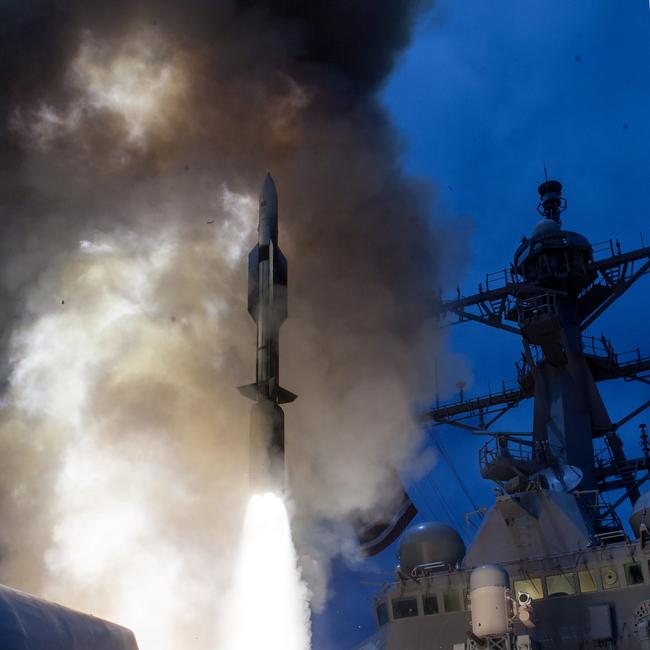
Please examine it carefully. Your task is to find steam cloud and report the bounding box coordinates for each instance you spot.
[0,1,464,647]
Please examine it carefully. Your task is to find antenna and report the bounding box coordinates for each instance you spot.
[537,178,567,222]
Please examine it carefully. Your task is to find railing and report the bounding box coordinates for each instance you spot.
[592,504,626,542]
[581,334,615,358]
[616,347,649,369]
[581,335,648,369]
[593,438,613,471]
[591,238,617,260]
[478,437,532,473]
[591,233,649,261]
[410,561,451,577]
[516,293,559,324]
[483,267,518,292]
[430,379,522,415]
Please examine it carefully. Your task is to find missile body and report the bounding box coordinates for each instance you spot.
[238,174,296,493]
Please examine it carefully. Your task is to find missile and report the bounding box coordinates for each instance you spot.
[238,174,296,493]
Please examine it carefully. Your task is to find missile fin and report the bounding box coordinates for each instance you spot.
[277,386,298,404]
[237,383,259,401]
[238,383,297,404]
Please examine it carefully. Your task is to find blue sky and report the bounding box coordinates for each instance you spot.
[313,2,650,648]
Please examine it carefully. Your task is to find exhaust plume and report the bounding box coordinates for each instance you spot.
[221,493,311,650]
[0,0,465,646]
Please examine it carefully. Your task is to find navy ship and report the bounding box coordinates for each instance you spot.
[359,180,650,649]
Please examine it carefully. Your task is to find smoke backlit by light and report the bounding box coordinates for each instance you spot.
[0,1,446,643]
[221,493,312,650]
[0,190,257,649]
[11,29,187,149]
[72,29,186,142]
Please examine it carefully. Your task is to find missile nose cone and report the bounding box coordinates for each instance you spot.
[260,173,278,209]
[258,173,278,245]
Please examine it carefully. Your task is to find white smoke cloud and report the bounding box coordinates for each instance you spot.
[0,201,257,649]
[11,28,188,155]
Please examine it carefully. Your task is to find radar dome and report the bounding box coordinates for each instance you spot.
[531,218,561,238]
[398,522,465,574]
[630,491,650,536]
[469,564,510,590]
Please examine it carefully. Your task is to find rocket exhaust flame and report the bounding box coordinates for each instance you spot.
[221,493,311,650]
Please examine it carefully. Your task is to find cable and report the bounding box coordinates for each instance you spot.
[428,426,481,512]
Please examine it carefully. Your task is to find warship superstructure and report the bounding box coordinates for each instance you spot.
[360,180,650,649]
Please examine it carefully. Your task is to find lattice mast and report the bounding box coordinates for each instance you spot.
[428,180,650,531]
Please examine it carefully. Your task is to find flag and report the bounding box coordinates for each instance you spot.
[355,488,418,557]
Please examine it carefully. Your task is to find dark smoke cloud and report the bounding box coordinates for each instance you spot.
[0,0,467,644]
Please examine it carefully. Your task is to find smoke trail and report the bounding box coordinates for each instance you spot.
[0,0,467,645]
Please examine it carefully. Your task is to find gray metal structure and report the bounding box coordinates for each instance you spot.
[0,584,138,650]
[359,180,650,649]
[239,174,296,493]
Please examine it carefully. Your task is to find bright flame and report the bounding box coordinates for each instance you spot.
[221,493,312,650]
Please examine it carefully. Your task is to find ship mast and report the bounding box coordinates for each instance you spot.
[427,180,650,539]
